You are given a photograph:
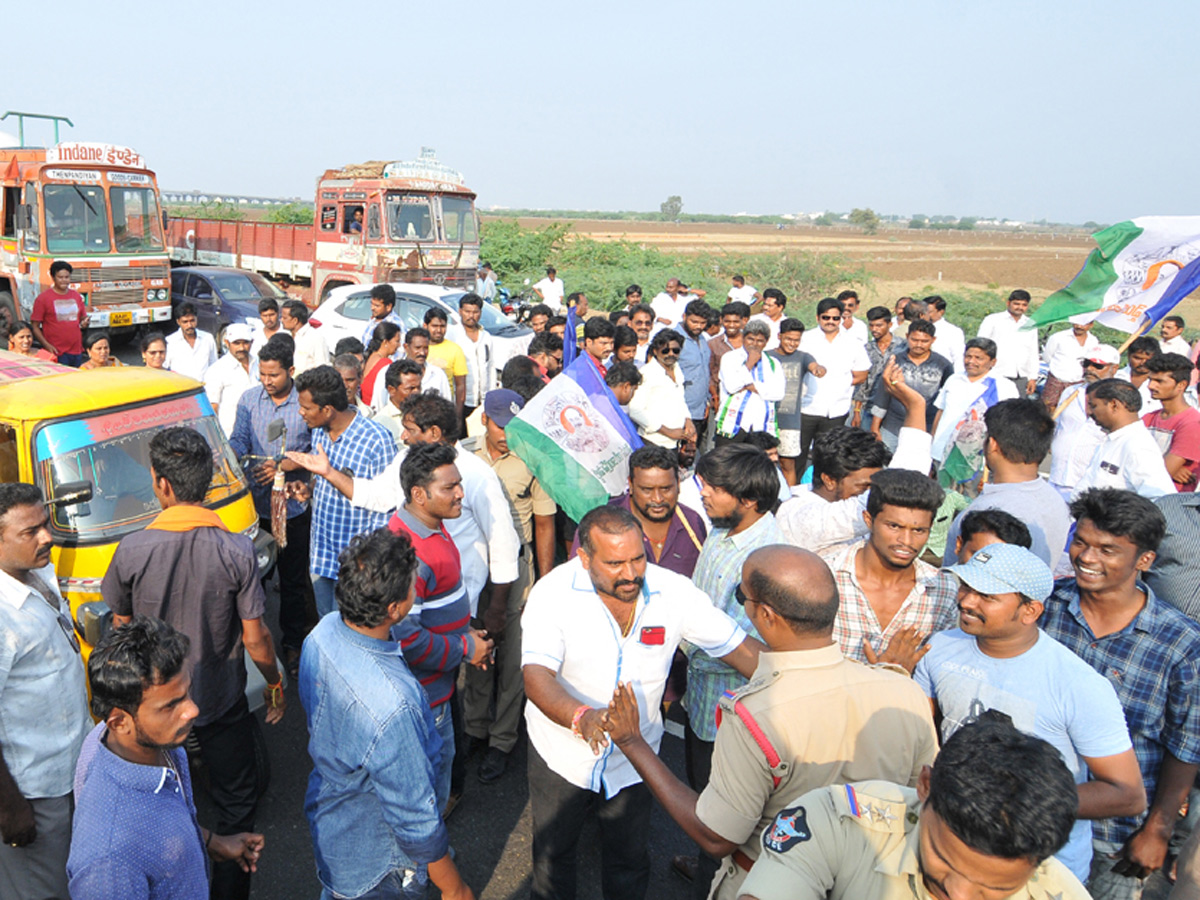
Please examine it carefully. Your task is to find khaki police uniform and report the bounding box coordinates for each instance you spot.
[461,437,556,753]
[739,781,1091,900]
[695,645,939,900]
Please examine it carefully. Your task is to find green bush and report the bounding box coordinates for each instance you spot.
[264,203,314,224]
[166,201,244,221]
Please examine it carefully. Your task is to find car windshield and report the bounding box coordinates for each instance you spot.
[44,183,110,252]
[440,291,525,336]
[386,193,434,241]
[110,187,165,251]
[441,196,477,243]
[208,270,285,301]
[35,393,249,543]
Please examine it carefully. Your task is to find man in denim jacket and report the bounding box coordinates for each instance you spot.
[299,528,475,900]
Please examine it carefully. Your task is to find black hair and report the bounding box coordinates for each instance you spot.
[612,325,638,351]
[625,284,643,298]
[926,295,948,312]
[258,337,294,370]
[139,330,167,354]
[928,710,1077,864]
[1164,314,1186,329]
[721,301,751,319]
[1145,352,1195,385]
[812,428,891,483]
[1069,488,1166,555]
[385,358,424,389]
[761,287,787,309]
[629,302,655,321]
[282,299,309,324]
[605,360,642,389]
[649,329,684,356]
[528,332,563,357]
[746,551,839,632]
[1128,336,1161,357]
[369,283,396,307]
[458,292,484,310]
[334,337,365,358]
[366,321,401,356]
[694,444,779,513]
[335,528,418,628]
[1007,289,1032,303]
[906,319,936,338]
[778,317,805,335]
[0,482,43,523]
[398,390,458,441]
[88,616,191,720]
[835,289,858,303]
[815,297,844,316]
[965,337,998,360]
[577,505,640,554]
[295,365,350,412]
[740,431,781,453]
[500,355,541,388]
[866,306,891,322]
[958,508,1032,550]
[566,291,585,307]
[608,310,630,326]
[628,445,679,477]
[404,326,430,345]
[149,427,213,503]
[684,300,711,321]
[584,317,615,341]
[1085,377,1141,413]
[399,441,458,502]
[422,307,448,325]
[258,297,280,314]
[983,399,1054,465]
[865,469,944,518]
[50,259,73,277]
[510,374,547,403]
[732,275,745,285]
[528,304,553,320]
[177,302,198,320]
[83,330,111,352]
[547,315,567,329]
[267,332,295,352]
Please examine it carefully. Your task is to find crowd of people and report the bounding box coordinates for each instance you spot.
[4,262,1200,900]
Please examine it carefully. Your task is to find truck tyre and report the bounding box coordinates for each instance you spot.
[0,291,16,334]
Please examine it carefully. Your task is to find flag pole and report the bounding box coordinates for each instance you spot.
[1116,319,1154,355]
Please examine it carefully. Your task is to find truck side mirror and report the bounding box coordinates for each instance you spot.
[162,210,169,231]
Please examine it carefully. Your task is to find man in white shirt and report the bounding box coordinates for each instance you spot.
[1041,317,1100,411]
[521,505,761,900]
[281,299,329,376]
[1160,315,1192,355]
[797,296,870,475]
[450,293,494,421]
[928,296,966,372]
[368,328,452,412]
[1049,344,1118,502]
[836,290,869,344]
[358,284,405,353]
[164,303,218,381]
[726,274,759,308]
[248,298,282,363]
[748,287,787,351]
[204,323,257,435]
[977,289,1039,398]
[1074,377,1175,499]
[930,338,1020,462]
[1115,335,1162,415]
[532,266,565,313]
[651,277,690,328]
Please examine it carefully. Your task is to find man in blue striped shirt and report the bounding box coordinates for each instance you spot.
[1040,488,1200,899]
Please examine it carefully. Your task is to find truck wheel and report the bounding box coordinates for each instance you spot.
[0,291,16,334]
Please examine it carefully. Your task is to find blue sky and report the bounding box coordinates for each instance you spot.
[12,0,1198,223]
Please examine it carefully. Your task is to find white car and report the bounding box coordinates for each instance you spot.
[310,282,532,378]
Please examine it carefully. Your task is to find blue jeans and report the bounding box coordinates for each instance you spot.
[313,575,338,617]
[432,699,454,810]
[57,352,83,367]
[320,866,428,900]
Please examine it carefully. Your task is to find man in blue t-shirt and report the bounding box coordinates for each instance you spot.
[914,542,1146,883]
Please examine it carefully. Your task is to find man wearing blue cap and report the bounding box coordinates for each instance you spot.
[461,389,558,783]
[914,542,1146,884]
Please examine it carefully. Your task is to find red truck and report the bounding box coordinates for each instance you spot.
[167,149,480,304]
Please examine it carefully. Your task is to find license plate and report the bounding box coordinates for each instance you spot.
[109,311,133,327]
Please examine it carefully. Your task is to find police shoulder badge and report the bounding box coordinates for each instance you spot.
[763,805,811,853]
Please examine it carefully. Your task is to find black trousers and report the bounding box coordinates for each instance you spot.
[797,412,848,478]
[528,745,652,900]
[684,724,718,900]
[262,509,317,652]
[193,695,260,900]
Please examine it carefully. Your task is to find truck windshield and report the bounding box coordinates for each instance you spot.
[34,393,249,544]
[44,183,110,253]
[441,196,477,243]
[386,193,434,241]
[111,187,165,252]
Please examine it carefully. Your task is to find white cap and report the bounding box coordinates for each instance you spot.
[225,323,254,343]
[1084,344,1120,366]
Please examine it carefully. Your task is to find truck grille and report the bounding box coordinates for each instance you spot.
[70,264,169,284]
[388,268,475,289]
[90,289,145,306]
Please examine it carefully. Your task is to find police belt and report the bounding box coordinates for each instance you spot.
[732,849,755,872]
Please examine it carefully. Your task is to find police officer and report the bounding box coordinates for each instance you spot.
[738,711,1090,900]
[460,389,557,783]
[604,544,938,900]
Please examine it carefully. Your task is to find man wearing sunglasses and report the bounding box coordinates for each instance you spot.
[0,482,91,900]
[603,544,936,900]
[1049,344,1120,502]
[797,297,870,477]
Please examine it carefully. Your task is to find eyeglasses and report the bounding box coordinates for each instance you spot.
[659,347,682,356]
[734,582,753,607]
[1081,359,1107,368]
[819,315,842,322]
